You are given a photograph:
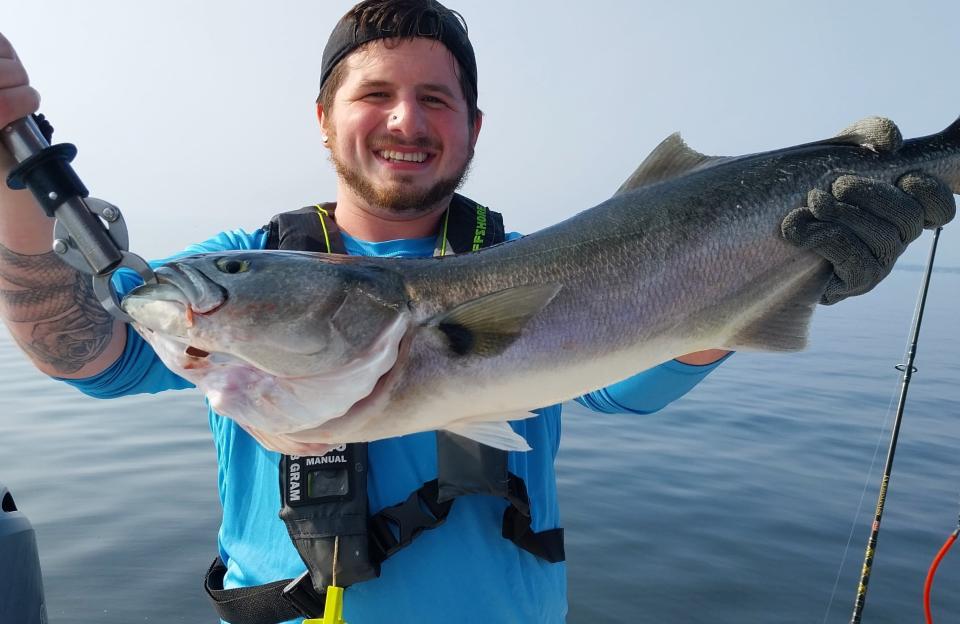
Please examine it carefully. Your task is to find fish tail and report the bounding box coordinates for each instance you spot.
[937,116,960,194]
[945,115,960,140]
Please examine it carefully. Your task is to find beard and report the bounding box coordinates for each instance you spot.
[328,132,474,215]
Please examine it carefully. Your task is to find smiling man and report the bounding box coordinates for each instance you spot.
[0,1,954,623]
[320,36,482,230]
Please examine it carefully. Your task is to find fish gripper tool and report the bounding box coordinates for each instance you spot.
[1,115,156,323]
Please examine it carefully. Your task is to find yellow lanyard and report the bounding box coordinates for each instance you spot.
[303,536,347,624]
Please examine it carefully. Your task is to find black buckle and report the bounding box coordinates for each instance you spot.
[281,571,327,619]
[368,480,454,562]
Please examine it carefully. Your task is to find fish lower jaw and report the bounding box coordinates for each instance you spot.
[124,299,192,336]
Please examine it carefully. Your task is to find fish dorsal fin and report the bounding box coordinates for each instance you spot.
[433,283,561,357]
[616,133,729,194]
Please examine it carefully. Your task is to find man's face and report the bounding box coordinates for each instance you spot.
[320,38,481,216]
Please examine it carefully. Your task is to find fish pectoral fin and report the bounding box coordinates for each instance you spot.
[617,133,731,194]
[442,420,533,452]
[723,262,832,352]
[432,283,561,357]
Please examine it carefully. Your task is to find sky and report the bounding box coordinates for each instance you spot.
[4,0,960,268]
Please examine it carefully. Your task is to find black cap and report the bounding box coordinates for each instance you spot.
[319,1,477,98]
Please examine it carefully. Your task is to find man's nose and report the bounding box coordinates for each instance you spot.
[386,98,427,137]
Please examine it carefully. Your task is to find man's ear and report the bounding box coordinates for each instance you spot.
[470,110,483,149]
[317,103,330,145]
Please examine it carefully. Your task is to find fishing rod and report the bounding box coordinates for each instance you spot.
[849,226,943,624]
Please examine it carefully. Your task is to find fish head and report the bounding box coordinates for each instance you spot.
[121,250,410,378]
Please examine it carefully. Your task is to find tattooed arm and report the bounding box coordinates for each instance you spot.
[0,149,127,377]
[0,33,126,378]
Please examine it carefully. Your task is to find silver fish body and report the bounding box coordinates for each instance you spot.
[122,117,960,453]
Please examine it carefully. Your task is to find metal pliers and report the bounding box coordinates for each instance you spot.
[1,115,156,323]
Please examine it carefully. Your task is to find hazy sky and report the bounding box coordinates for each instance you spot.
[4,0,959,269]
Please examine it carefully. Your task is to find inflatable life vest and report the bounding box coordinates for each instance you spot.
[204,194,563,624]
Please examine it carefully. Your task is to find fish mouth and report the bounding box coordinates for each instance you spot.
[123,263,227,315]
[154,263,227,314]
[121,262,228,346]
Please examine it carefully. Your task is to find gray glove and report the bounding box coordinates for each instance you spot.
[781,119,956,305]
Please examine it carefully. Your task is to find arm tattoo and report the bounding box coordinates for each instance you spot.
[0,244,113,374]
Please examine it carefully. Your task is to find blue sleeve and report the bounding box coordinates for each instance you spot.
[59,228,268,398]
[575,353,732,414]
[58,323,196,397]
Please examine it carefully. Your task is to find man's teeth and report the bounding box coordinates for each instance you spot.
[380,150,428,163]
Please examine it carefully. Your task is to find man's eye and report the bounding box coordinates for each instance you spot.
[215,258,250,274]
[365,92,389,99]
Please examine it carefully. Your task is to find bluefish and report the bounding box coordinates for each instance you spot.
[121,117,960,453]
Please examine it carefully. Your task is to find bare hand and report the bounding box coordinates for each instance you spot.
[0,33,40,130]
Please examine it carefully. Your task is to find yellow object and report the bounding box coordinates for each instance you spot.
[302,585,346,624]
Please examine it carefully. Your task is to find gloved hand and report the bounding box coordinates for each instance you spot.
[781,118,956,305]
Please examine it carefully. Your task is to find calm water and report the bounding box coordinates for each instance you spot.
[1,264,958,623]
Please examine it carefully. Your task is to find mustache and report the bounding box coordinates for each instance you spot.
[367,136,441,151]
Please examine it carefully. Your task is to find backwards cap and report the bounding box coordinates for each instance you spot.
[319,1,477,97]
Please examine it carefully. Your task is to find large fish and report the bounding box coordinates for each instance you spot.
[121,117,960,454]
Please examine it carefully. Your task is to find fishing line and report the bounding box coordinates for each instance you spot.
[820,389,901,624]
[846,226,943,624]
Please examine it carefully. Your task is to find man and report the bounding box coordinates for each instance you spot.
[0,1,953,623]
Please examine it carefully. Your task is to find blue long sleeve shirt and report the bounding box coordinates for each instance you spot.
[62,227,726,623]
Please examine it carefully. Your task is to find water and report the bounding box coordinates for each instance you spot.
[1,265,958,623]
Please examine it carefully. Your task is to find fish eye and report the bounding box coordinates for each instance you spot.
[215,257,250,274]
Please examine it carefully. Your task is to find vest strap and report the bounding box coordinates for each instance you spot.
[264,204,339,254]
[205,471,564,623]
[436,429,509,502]
[204,557,305,624]
[502,475,566,563]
